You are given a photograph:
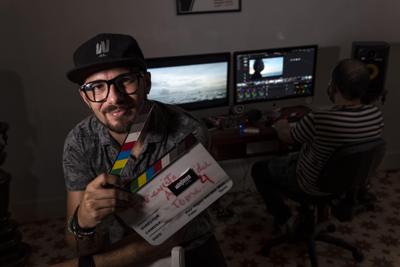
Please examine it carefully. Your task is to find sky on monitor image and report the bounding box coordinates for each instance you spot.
[249,57,284,77]
[148,62,227,105]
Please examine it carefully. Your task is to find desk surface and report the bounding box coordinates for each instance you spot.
[209,105,309,161]
[210,124,282,161]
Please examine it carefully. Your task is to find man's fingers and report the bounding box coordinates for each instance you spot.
[103,174,120,187]
[88,173,121,189]
[77,200,116,228]
[88,207,115,223]
[82,198,117,211]
[87,188,118,200]
[87,188,138,202]
[81,198,136,218]
[87,175,106,189]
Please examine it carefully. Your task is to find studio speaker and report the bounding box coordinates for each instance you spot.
[352,42,390,103]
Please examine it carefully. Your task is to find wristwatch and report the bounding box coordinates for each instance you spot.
[67,205,96,239]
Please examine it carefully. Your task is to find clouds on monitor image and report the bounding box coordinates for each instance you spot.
[148,62,227,105]
[249,57,284,78]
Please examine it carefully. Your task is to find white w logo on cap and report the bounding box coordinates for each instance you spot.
[96,40,110,57]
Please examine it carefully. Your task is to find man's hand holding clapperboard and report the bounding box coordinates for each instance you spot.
[108,103,233,245]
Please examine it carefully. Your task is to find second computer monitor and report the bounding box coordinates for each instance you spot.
[234,45,318,104]
[146,52,230,110]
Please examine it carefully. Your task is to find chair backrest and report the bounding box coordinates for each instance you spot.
[317,138,386,195]
[147,246,185,267]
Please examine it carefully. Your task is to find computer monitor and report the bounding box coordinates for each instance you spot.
[146,53,230,110]
[234,45,318,104]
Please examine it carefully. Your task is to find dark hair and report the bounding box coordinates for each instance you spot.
[253,58,264,72]
[331,59,370,100]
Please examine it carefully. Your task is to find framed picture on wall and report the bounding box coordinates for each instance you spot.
[177,0,241,15]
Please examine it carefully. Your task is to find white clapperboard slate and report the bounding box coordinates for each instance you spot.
[117,134,233,245]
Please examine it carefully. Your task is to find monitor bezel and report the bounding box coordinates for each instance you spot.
[233,45,318,105]
[145,52,231,110]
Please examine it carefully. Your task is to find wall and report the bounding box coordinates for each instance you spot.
[0,0,399,221]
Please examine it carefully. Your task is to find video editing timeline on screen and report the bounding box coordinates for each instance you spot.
[234,46,317,104]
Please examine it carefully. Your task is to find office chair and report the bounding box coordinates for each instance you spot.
[260,138,386,267]
[148,246,185,267]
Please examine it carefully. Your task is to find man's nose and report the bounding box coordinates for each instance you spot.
[107,84,124,104]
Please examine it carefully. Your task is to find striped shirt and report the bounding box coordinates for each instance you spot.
[291,105,384,195]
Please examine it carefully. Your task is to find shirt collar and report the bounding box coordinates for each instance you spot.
[97,101,166,148]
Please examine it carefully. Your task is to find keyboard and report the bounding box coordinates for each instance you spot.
[204,105,310,130]
[202,115,245,129]
[264,105,310,128]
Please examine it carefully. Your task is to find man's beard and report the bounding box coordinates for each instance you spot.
[106,119,132,133]
[93,114,133,133]
[100,104,136,133]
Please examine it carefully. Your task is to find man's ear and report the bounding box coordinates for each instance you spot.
[79,90,92,108]
[327,81,338,103]
[143,72,151,95]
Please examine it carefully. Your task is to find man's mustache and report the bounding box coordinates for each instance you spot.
[104,105,135,113]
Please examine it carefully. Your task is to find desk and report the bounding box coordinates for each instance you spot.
[210,124,286,161]
[209,105,309,161]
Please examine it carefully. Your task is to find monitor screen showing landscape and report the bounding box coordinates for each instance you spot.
[147,53,230,110]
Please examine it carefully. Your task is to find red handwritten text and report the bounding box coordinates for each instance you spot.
[171,187,202,209]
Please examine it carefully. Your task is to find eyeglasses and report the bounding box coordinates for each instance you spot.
[80,72,144,102]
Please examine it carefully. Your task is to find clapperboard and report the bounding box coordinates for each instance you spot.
[112,103,233,245]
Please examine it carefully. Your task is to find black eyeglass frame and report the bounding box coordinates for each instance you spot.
[79,71,145,103]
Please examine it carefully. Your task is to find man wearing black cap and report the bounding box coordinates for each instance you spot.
[56,33,226,267]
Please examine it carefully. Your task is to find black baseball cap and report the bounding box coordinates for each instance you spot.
[67,33,147,84]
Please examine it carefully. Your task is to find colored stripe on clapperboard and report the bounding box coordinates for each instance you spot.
[123,134,198,193]
[109,103,154,176]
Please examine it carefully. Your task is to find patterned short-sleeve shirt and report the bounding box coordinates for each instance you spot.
[63,101,212,245]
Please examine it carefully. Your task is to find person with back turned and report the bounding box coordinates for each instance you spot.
[251,59,384,231]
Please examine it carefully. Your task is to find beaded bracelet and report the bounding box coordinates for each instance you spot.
[67,205,96,239]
